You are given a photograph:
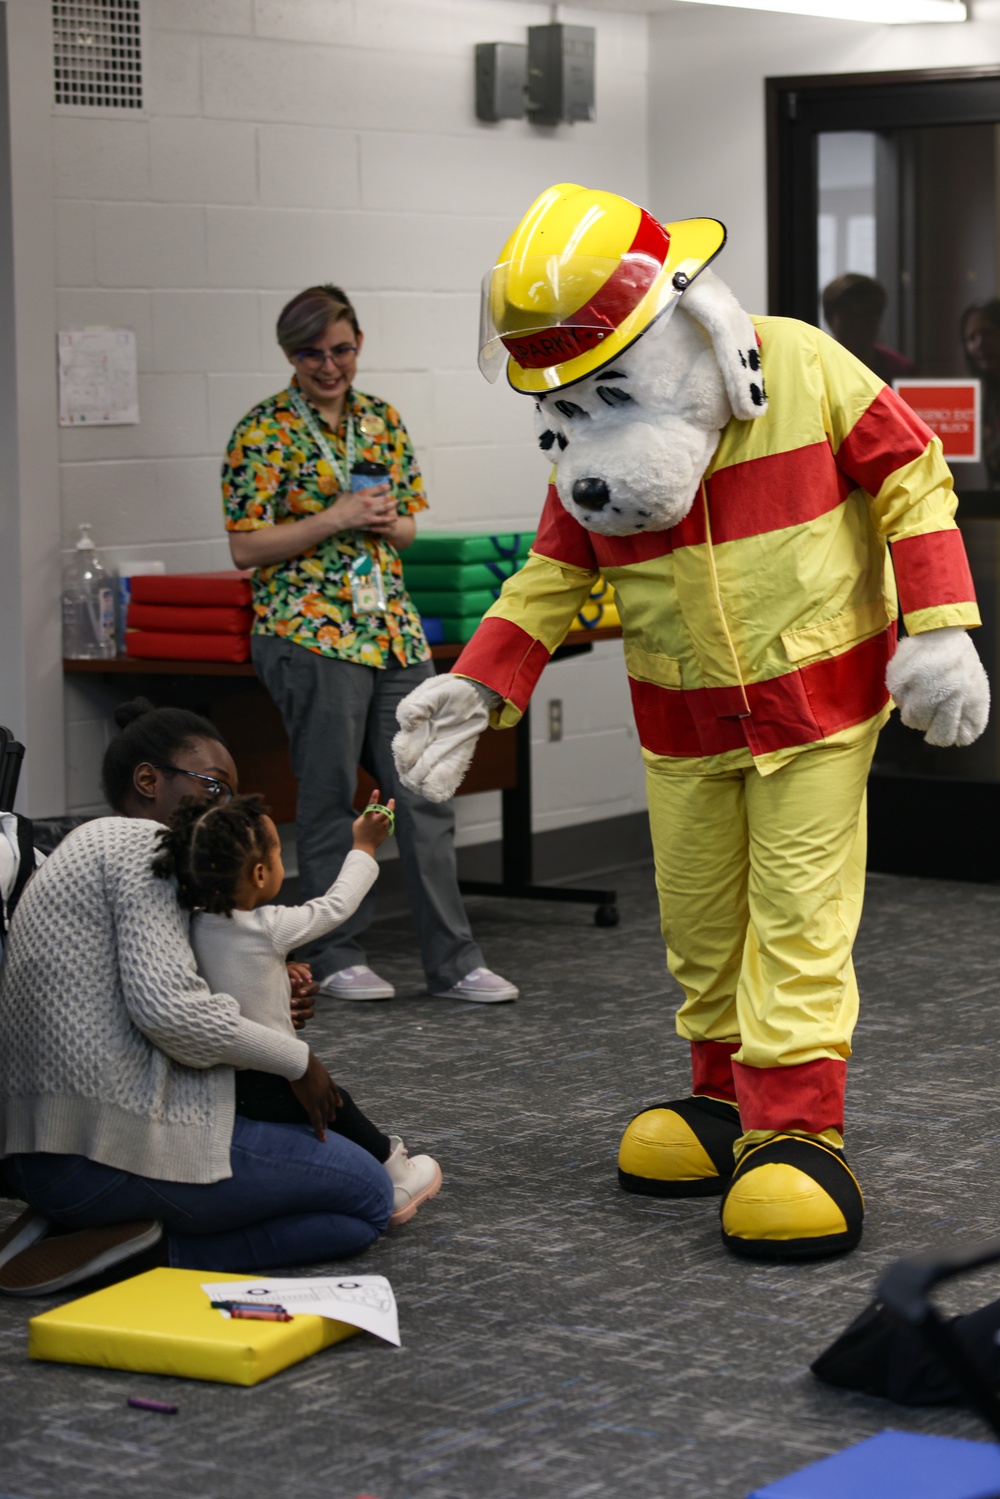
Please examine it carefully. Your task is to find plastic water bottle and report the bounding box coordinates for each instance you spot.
[62,524,115,659]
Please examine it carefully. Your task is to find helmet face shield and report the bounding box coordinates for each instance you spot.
[478,252,675,386]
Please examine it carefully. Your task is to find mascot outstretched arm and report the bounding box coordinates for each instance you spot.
[393,184,989,1261]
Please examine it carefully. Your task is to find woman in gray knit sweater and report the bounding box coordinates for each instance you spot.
[0,703,392,1295]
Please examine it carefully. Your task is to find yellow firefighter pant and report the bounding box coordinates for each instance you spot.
[645,728,878,1071]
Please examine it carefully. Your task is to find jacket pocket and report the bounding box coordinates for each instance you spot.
[781,598,893,665]
[623,642,682,689]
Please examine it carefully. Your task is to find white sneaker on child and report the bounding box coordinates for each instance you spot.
[385,1136,442,1226]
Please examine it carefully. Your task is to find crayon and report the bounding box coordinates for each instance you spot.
[229,1307,293,1322]
[211,1300,288,1313]
[127,1397,178,1414]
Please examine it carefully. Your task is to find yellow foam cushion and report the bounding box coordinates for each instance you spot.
[29,1267,358,1386]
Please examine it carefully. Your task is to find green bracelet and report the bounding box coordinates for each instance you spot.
[365,803,395,836]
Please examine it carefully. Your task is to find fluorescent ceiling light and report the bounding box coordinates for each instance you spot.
[669,0,966,20]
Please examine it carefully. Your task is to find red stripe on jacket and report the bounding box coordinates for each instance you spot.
[892,529,977,616]
[629,627,895,758]
[532,486,599,570]
[533,484,703,569]
[835,386,935,498]
[452,616,550,712]
[534,442,854,574]
[706,442,851,545]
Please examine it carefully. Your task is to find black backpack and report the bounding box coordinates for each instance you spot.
[0,809,36,949]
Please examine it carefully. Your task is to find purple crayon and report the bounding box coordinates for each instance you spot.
[127,1396,177,1414]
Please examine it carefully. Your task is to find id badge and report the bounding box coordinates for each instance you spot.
[349,557,387,614]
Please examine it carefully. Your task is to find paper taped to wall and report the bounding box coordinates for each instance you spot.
[58,328,139,426]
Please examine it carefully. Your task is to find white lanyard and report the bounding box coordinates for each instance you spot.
[290,390,355,491]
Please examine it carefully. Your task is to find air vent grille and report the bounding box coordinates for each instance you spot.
[53,0,142,111]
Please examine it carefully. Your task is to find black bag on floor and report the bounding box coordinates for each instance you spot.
[813,1238,1000,1431]
[0,809,37,955]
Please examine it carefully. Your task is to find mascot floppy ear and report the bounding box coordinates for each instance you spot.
[681,269,768,421]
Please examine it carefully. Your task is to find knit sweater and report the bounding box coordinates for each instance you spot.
[0,817,309,1184]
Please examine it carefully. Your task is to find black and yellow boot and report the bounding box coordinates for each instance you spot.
[617,1096,741,1198]
[720,1135,864,1260]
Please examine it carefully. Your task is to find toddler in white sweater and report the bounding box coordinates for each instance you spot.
[153,791,441,1226]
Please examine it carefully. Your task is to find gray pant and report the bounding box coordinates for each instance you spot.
[251,635,483,991]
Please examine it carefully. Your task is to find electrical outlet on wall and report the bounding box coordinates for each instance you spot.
[548,699,563,741]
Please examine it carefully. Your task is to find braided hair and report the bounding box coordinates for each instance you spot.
[152,793,273,916]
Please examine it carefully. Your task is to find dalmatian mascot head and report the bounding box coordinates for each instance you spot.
[478,182,769,536]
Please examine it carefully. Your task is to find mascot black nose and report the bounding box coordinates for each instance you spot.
[572,477,610,512]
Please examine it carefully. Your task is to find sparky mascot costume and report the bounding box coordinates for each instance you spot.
[392,184,990,1260]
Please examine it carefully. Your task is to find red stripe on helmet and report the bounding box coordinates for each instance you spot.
[501,209,671,370]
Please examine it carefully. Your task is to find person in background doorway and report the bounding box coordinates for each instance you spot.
[222,284,516,1004]
[822,273,915,385]
[961,298,1000,489]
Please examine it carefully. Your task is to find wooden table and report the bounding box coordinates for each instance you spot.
[65,627,623,924]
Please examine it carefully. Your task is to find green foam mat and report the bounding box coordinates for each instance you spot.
[404,530,535,565]
[407,589,501,616]
[402,558,529,590]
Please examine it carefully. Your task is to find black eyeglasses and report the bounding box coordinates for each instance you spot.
[158,765,234,802]
[293,345,358,371]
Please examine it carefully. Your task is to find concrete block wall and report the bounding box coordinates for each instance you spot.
[56,0,650,839]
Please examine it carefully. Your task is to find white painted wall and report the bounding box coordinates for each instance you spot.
[42,0,651,837]
[648,0,1000,315]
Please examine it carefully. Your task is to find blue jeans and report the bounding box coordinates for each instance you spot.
[4,1116,393,1272]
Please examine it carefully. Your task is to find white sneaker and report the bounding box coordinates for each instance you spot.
[318,965,395,1001]
[431,967,519,1003]
[385,1136,442,1226]
[0,1209,50,1269]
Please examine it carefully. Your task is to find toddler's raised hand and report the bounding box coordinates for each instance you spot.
[352,789,396,855]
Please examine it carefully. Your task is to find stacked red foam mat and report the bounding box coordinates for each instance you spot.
[125,572,254,662]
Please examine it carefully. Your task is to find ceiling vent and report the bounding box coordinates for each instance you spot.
[52,0,142,111]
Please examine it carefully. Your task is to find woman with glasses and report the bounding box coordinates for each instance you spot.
[221,284,515,1005]
[0,698,393,1295]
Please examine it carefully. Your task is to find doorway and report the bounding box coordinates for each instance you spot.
[768,67,1000,872]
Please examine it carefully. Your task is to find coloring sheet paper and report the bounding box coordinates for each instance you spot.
[201,1276,400,1346]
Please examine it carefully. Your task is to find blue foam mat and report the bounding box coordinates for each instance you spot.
[748,1430,1000,1498]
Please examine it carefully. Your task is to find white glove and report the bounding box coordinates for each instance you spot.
[885,626,990,747]
[392,676,497,803]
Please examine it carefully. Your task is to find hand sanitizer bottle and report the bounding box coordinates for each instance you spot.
[62,524,115,659]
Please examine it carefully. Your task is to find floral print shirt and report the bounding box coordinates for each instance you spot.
[222,381,430,668]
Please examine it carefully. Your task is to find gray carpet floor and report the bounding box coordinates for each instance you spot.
[2,860,1000,1499]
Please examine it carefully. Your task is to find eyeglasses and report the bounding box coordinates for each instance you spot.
[293,344,358,372]
[158,765,234,802]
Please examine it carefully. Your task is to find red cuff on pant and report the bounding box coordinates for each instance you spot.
[732,1057,846,1135]
[690,1041,740,1103]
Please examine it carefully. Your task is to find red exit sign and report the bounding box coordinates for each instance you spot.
[894,378,981,462]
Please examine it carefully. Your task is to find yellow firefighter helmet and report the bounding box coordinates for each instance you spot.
[479,183,726,394]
